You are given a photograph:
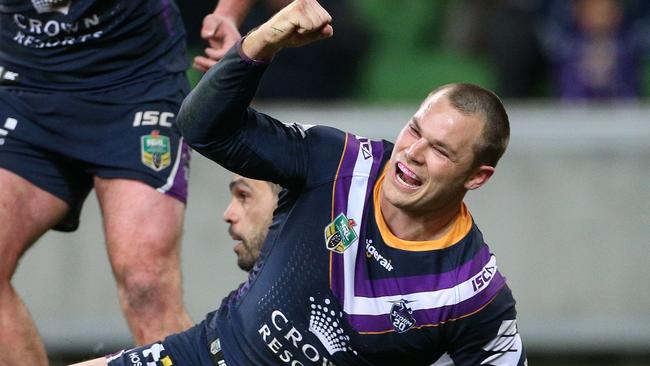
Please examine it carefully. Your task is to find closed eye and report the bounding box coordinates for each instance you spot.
[408,123,420,138]
[431,144,449,158]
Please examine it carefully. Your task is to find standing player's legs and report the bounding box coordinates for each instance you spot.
[95,177,192,344]
[0,169,69,366]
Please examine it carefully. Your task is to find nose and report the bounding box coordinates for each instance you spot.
[223,200,237,224]
[405,138,427,164]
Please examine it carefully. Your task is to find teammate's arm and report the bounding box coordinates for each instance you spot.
[193,0,258,72]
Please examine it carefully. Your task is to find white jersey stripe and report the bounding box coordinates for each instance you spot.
[347,256,497,316]
[342,136,375,313]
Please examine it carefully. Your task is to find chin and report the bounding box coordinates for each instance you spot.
[383,183,414,209]
[238,259,253,272]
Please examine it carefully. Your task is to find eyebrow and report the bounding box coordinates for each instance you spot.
[410,117,458,160]
[229,178,252,192]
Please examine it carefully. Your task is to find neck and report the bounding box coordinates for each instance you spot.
[379,193,462,242]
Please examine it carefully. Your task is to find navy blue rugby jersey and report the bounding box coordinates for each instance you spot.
[179,44,526,365]
[0,0,187,91]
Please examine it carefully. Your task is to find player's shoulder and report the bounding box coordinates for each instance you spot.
[300,124,345,141]
[304,125,393,158]
[296,124,346,159]
[297,124,392,188]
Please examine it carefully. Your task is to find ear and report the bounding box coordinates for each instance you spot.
[464,165,495,190]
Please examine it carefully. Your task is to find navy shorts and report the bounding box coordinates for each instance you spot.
[0,73,191,231]
[106,312,226,366]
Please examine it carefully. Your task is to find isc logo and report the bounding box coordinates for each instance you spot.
[471,266,495,292]
[133,111,174,127]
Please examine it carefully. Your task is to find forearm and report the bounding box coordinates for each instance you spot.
[240,26,283,62]
[177,40,267,147]
[177,39,309,188]
[180,0,333,144]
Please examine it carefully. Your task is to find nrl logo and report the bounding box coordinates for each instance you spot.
[389,299,416,333]
[31,0,72,14]
[141,130,171,172]
[324,213,358,253]
[209,339,221,355]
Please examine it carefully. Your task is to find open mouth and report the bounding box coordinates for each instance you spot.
[395,162,422,188]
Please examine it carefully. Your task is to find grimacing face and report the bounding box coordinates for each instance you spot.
[381,90,494,214]
[223,175,278,271]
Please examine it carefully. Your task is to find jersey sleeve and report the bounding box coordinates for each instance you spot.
[177,40,316,190]
[446,286,527,365]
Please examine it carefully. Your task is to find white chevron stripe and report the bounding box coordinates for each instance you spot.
[342,136,374,313]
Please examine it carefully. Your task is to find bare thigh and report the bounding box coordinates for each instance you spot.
[94,177,190,343]
[0,168,68,280]
[0,168,68,366]
[94,177,185,277]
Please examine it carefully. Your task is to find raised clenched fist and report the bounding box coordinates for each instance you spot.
[242,0,333,61]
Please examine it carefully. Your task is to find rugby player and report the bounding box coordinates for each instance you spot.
[75,0,526,364]
[0,0,253,365]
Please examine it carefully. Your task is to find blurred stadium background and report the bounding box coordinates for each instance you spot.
[13,0,650,364]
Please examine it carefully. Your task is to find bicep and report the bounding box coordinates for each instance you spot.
[190,108,310,190]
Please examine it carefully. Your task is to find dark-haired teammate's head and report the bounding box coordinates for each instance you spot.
[382,83,509,214]
[224,175,280,272]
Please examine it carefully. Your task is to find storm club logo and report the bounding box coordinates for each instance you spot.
[31,0,72,14]
[389,299,416,333]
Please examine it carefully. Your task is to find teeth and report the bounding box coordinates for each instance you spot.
[397,163,415,179]
[396,172,420,188]
[396,162,421,187]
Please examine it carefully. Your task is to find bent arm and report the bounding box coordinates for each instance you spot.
[178,0,334,187]
[180,0,333,146]
[178,40,309,188]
